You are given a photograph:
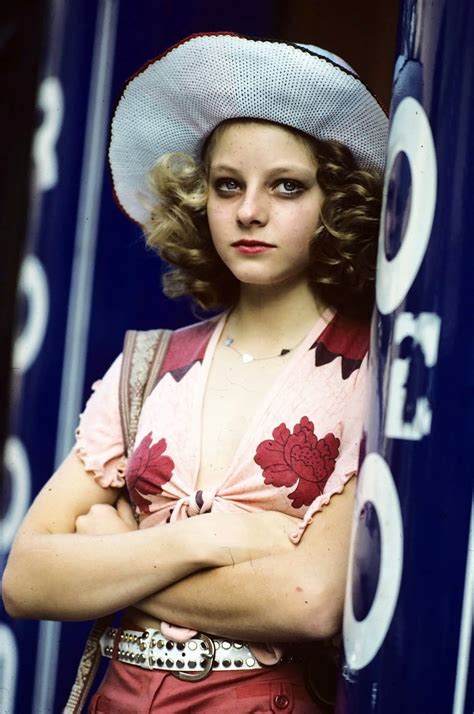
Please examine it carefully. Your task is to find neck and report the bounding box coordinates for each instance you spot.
[226,280,327,350]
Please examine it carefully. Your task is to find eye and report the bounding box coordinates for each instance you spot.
[274,179,305,196]
[214,178,240,194]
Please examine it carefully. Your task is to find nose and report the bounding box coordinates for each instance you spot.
[236,188,268,227]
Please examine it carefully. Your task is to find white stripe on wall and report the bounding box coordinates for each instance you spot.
[452,497,474,714]
[32,1,120,712]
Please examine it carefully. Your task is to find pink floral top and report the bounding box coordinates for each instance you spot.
[75,308,369,546]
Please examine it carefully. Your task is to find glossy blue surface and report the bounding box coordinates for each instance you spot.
[337,1,474,713]
[351,502,381,623]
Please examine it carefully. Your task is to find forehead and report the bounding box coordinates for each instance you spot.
[206,119,318,166]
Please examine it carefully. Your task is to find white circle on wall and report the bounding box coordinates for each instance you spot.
[376,96,437,315]
[13,254,49,373]
[343,452,404,670]
[1,437,31,552]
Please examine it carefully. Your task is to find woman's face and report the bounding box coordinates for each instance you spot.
[206,121,323,290]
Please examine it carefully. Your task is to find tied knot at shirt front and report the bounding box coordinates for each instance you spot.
[185,489,216,517]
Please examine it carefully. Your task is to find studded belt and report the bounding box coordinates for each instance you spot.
[100,627,263,682]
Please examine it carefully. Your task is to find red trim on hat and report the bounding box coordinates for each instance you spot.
[126,32,240,86]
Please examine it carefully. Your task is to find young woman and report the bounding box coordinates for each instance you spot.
[3,34,387,712]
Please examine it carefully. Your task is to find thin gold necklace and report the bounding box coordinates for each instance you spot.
[224,335,300,363]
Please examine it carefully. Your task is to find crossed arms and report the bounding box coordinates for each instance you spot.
[2,451,356,642]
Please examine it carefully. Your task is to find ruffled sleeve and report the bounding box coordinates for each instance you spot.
[74,354,127,488]
[289,356,369,544]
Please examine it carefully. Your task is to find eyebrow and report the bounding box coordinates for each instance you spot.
[210,164,316,176]
[209,164,242,173]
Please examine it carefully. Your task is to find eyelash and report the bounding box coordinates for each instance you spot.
[276,180,304,196]
[215,178,240,193]
[213,178,305,197]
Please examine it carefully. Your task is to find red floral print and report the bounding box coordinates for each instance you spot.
[126,432,174,512]
[254,417,340,509]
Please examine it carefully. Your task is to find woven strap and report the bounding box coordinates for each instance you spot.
[63,329,172,713]
[63,615,112,713]
[119,329,172,455]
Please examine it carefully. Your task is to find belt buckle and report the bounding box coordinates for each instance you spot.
[172,633,215,682]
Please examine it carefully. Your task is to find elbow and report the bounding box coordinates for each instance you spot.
[2,567,30,619]
[2,570,55,621]
[2,548,46,620]
[295,584,344,640]
[306,605,342,641]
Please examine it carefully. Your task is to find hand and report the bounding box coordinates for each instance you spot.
[196,509,299,568]
[75,496,138,535]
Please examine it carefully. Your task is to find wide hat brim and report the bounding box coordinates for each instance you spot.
[109,32,388,225]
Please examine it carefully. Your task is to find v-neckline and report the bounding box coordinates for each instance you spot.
[190,306,335,491]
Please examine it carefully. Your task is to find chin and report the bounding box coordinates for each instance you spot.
[233,272,282,287]
[222,257,309,289]
[238,275,303,291]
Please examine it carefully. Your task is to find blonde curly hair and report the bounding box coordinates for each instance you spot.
[144,119,383,321]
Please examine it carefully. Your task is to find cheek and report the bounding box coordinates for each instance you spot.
[206,202,229,234]
[282,208,320,250]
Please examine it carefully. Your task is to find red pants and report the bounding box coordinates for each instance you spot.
[89,659,325,713]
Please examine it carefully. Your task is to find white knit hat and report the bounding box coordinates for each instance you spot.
[109,32,388,225]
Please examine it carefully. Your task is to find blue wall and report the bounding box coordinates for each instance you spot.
[338,1,474,713]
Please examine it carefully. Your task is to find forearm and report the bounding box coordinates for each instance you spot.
[135,547,342,642]
[3,509,296,621]
[135,483,356,641]
[3,522,219,621]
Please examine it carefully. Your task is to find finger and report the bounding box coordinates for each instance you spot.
[89,503,114,516]
[160,621,198,643]
[75,515,85,532]
[116,496,137,526]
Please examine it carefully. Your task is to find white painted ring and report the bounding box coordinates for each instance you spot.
[1,437,31,552]
[13,255,49,374]
[376,97,437,315]
[343,452,404,670]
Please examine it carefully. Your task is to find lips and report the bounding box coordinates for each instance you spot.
[231,239,274,248]
[231,239,275,255]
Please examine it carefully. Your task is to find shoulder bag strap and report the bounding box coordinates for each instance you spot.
[119,328,173,456]
[63,328,173,713]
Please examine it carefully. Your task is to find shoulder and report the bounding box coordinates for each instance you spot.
[309,312,370,380]
[158,314,221,382]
